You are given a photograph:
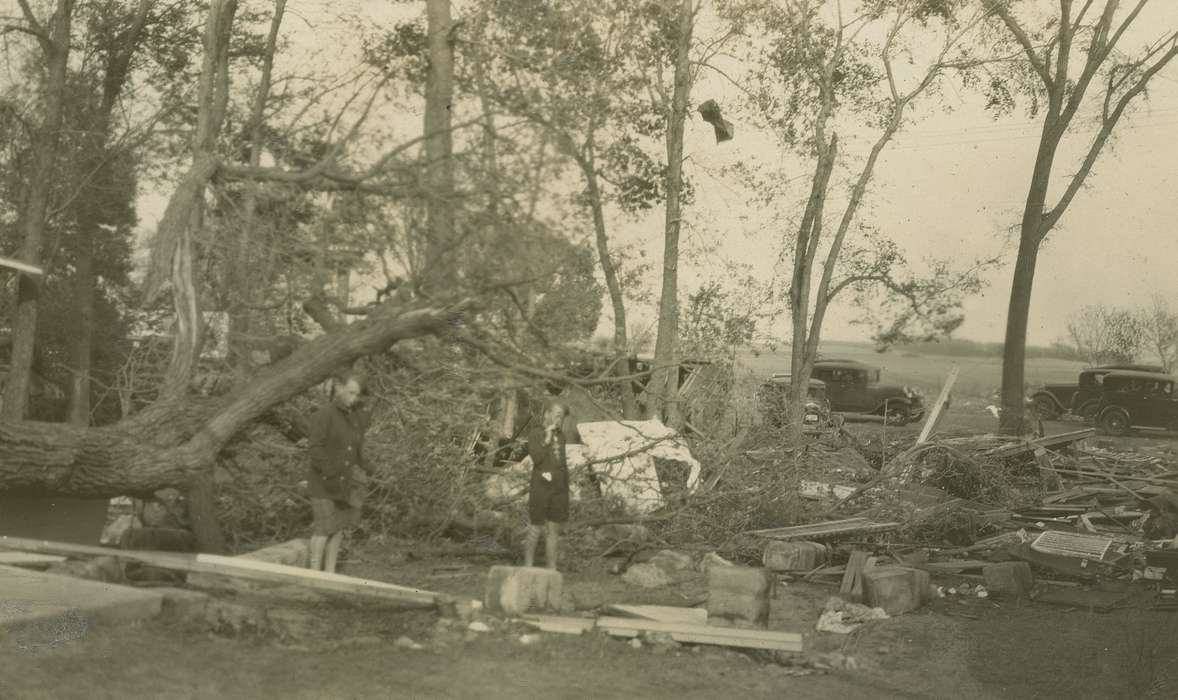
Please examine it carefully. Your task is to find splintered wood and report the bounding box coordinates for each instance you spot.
[746,517,900,541]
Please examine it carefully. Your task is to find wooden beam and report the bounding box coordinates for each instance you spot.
[0,254,43,276]
[746,517,900,540]
[917,365,958,445]
[604,604,707,624]
[596,616,803,652]
[983,429,1095,459]
[839,550,869,596]
[0,536,438,607]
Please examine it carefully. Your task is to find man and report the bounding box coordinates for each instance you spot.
[307,372,373,573]
[524,402,578,570]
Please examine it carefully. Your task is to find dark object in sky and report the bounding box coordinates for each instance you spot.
[697,99,734,143]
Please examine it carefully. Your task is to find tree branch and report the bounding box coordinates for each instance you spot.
[992,1,1054,90]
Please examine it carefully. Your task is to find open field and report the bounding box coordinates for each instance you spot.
[737,341,1087,403]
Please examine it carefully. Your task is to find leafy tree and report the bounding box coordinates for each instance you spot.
[728,0,989,437]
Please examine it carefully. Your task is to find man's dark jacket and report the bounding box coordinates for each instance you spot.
[307,402,371,502]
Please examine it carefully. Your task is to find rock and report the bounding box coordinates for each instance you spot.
[518,633,541,645]
[983,562,1033,600]
[706,565,773,627]
[629,638,643,649]
[622,562,672,588]
[483,566,563,616]
[646,549,694,572]
[394,635,424,650]
[763,541,827,572]
[596,524,651,543]
[468,621,491,633]
[862,568,921,616]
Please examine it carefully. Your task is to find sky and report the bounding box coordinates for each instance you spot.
[126,0,1178,349]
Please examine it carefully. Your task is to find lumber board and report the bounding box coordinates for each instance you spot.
[0,536,438,607]
[520,615,597,634]
[604,604,707,624]
[917,365,959,445]
[747,518,900,540]
[984,429,1094,459]
[0,254,43,276]
[0,552,67,567]
[596,616,803,652]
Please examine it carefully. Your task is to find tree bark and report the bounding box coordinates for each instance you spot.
[649,0,693,428]
[66,0,153,427]
[582,144,639,419]
[66,230,95,426]
[1000,118,1061,434]
[2,0,76,421]
[0,299,472,496]
[228,0,286,376]
[422,0,456,294]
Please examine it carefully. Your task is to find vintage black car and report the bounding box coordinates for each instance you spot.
[1031,363,1167,420]
[1094,371,1178,436]
[756,373,832,431]
[809,359,924,425]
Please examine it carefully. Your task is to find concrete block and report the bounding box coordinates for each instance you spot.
[983,562,1034,600]
[157,587,210,623]
[862,568,920,615]
[706,565,773,627]
[763,541,826,572]
[484,566,563,616]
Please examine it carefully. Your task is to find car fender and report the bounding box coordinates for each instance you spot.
[1030,390,1064,411]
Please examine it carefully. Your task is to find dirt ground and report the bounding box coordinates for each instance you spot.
[5,412,1178,700]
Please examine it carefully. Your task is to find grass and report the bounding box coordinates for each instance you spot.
[738,340,1087,402]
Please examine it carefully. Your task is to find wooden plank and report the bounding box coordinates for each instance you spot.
[0,536,438,607]
[604,604,707,624]
[917,365,959,445]
[0,552,67,567]
[924,560,990,574]
[747,518,900,540]
[0,254,43,276]
[984,429,1094,459]
[840,550,869,595]
[596,617,803,652]
[520,615,597,634]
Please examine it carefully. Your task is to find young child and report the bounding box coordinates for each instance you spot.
[524,402,575,570]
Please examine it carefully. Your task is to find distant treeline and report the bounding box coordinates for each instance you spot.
[890,339,1084,362]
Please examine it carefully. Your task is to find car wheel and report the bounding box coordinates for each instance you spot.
[1033,395,1059,420]
[1098,408,1131,437]
[884,404,909,426]
[1077,400,1101,424]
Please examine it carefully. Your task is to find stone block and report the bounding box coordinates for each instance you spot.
[763,541,826,572]
[706,565,773,627]
[157,587,210,623]
[483,566,563,616]
[983,562,1034,600]
[862,568,920,616]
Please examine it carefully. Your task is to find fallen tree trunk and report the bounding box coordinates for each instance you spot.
[0,299,473,496]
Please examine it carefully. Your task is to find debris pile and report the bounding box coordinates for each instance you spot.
[748,427,1178,625]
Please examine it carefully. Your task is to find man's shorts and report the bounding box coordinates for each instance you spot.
[311,490,363,536]
[528,477,569,525]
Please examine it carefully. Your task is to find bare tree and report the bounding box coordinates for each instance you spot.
[1138,295,1178,372]
[1066,303,1144,365]
[990,0,1178,433]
